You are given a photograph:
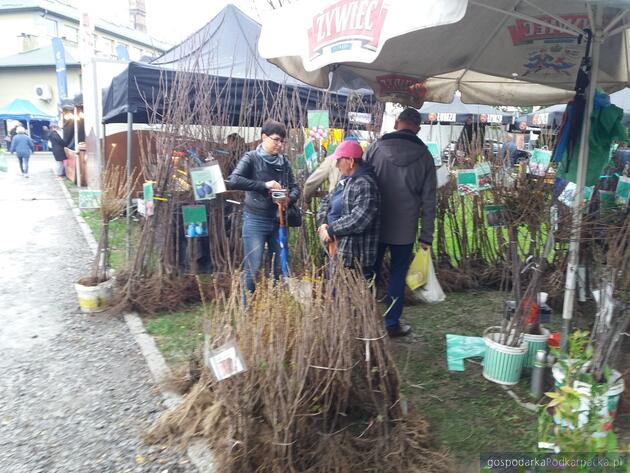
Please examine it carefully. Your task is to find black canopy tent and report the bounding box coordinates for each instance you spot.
[101,61,368,127]
[101,5,374,127]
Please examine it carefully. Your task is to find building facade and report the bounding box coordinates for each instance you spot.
[0,0,169,117]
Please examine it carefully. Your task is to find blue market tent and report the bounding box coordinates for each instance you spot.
[0,98,55,122]
[101,5,373,126]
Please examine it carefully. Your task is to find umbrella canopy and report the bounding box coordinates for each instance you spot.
[259,0,630,352]
[0,98,55,121]
[259,0,630,106]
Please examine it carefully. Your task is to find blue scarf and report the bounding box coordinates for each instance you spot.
[256,143,284,167]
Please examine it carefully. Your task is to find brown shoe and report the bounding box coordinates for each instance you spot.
[387,324,412,337]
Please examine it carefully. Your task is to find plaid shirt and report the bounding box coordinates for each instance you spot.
[317,168,380,269]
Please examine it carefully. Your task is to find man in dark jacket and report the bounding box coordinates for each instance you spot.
[364,108,437,337]
[49,124,67,179]
[228,120,299,293]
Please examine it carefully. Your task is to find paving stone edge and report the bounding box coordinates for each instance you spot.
[58,176,215,472]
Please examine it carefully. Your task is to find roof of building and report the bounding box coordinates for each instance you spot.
[0,0,171,51]
[0,43,79,67]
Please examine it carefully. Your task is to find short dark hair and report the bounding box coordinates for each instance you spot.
[398,108,422,127]
[261,120,286,139]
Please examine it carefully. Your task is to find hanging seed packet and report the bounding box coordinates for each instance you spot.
[307,110,329,131]
[484,204,506,227]
[79,190,102,209]
[206,339,247,381]
[304,139,318,172]
[558,182,593,209]
[182,205,208,238]
[143,181,154,217]
[615,176,630,209]
[527,148,552,177]
[475,162,492,191]
[425,142,442,166]
[457,169,478,195]
[190,162,226,201]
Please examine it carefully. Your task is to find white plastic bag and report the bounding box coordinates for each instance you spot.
[436,165,450,188]
[412,256,445,304]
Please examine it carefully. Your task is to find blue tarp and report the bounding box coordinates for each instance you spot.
[0,99,55,121]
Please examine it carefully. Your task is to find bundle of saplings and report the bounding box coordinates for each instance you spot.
[149,269,453,472]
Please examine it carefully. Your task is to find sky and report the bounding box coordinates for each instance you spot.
[94,0,270,45]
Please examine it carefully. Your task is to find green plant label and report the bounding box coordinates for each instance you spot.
[143,181,154,217]
[475,162,492,191]
[528,148,552,177]
[307,110,329,131]
[484,204,506,227]
[79,190,102,209]
[182,205,208,238]
[304,140,318,172]
[457,169,478,196]
[615,176,630,209]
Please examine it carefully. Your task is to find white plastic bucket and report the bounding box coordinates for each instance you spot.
[483,326,528,385]
[551,363,625,435]
[523,328,550,368]
[74,279,114,313]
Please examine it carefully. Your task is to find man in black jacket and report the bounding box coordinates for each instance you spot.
[49,124,67,179]
[364,108,437,337]
[228,120,299,293]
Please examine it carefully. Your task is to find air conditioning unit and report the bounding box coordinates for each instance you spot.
[34,84,52,101]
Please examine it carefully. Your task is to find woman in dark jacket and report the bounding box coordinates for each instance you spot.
[49,124,67,179]
[317,140,380,278]
[228,120,299,293]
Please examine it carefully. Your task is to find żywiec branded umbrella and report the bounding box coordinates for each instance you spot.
[259,0,629,106]
[259,0,630,351]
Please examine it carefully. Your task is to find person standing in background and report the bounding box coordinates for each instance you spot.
[40,125,50,152]
[49,124,67,180]
[227,120,300,294]
[9,126,34,178]
[364,108,437,337]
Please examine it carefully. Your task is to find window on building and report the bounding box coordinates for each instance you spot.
[43,18,58,37]
[96,36,115,56]
[60,24,78,44]
[130,46,142,60]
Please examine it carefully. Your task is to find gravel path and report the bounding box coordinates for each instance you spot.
[0,155,196,473]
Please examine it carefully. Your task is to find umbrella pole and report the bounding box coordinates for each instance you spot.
[560,7,602,354]
[126,111,133,263]
[74,106,81,187]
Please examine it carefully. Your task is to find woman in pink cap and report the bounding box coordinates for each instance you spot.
[316,140,380,278]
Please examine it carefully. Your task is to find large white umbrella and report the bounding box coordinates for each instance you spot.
[259,0,630,351]
[259,0,629,106]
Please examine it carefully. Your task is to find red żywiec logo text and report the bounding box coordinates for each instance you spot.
[308,0,387,60]
[508,15,588,45]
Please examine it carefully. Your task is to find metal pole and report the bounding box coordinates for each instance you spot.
[74,106,81,187]
[126,111,133,262]
[560,6,602,354]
